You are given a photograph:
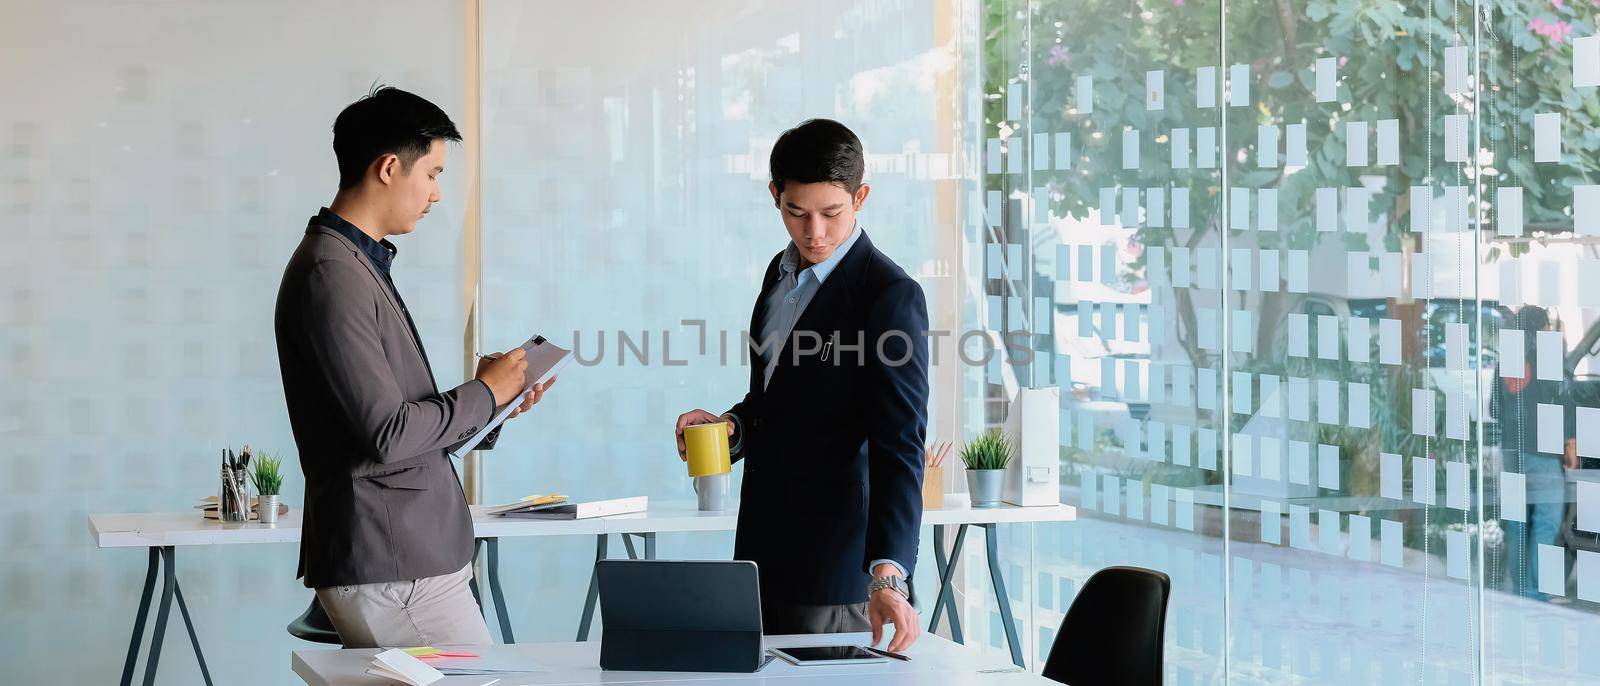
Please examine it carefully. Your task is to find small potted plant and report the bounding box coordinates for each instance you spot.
[960,429,1014,508]
[250,452,284,525]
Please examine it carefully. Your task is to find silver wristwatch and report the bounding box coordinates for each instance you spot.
[868,575,910,600]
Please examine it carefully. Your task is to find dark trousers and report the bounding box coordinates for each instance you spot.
[761,600,870,635]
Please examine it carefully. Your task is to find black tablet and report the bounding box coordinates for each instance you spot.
[769,646,889,666]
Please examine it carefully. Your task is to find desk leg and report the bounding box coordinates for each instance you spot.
[485,538,515,643]
[469,539,485,616]
[928,524,967,643]
[982,524,1024,668]
[621,532,657,560]
[139,546,213,686]
[577,534,608,641]
[622,534,638,560]
[120,547,160,686]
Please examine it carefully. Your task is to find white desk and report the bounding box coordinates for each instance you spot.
[90,498,1075,683]
[291,633,1055,686]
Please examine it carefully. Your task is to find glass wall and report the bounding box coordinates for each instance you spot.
[0,1,468,683]
[985,0,1600,684]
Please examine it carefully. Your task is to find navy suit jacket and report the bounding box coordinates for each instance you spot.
[727,230,930,605]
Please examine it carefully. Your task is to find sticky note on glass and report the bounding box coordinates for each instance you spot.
[1101,474,1121,515]
[1288,313,1309,358]
[1315,509,1340,554]
[1500,471,1526,522]
[1198,428,1217,471]
[1007,83,1023,121]
[1260,499,1282,543]
[1286,250,1308,293]
[1259,249,1280,292]
[1535,112,1561,163]
[1258,125,1279,168]
[1172,188,1190,228]
[1381,452,1402,500]
[1413,389,1436,437]
[1348,382,1370,429]
[1376,119,1399,166]
[1539,544,1566,595]
[1196,247,1218,289]
[1121,187,1140,227]
[1197,127,1217,169]
[1318,379,1340,425]
[1577,185,1600,235]
[1196,65,1218,108]
[1123,129,1140,170]
[1076,75,1094,113]
[1171,127,1190,169]
[1287,376,1309,421]
[1197,307,1218,353]
[1256,188,1278,232]
[1318,443,1340,490]
[1080,472,1097,511]
[1538,403,1565,454]
[1054,132,1072,170]
[1499,330,1525,379]
[1315,57,1338,102]
[1316,187,1338,232]
[1581,550,1600,602]
[1382,520,1404,568]
[1579,481,1600,532]
[1170,246,1190,287]
[1288,440,1310,485]
[1289,505,1311,549]
[1229,63,1250,106]
[1579,407,1600,458]
[1446,460,1468,511]
[1413,456,1436,505]
[1444,114,1468,162]
[1198,366,1219,410]
[1317,314,1340,361]
[1285,123,1308,167]
[1349,515,1372,561]
[1379,318,1401,365]
[1346,121,1368,167]
[1444,45,1469,94]
[1447,530,1469,579]
[1232,372,1254,415]
[1537,330,1562,381]
[987,138,1003,174]
[1409,185,1432,233]
[1575,35,1600,87]
[1147,70,1165,110]
[1498,186,1524,236]
[1230,189,1251,231]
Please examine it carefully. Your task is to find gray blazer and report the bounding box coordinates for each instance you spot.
[275,221,495,588]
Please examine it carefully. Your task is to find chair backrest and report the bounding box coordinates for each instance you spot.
[1042,566,1171,686]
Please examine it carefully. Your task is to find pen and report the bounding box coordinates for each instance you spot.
[865,647,911,662]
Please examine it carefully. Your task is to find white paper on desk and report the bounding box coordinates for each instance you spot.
[450,335,574,458]
[369,649,444,686]
[434,656,551,676]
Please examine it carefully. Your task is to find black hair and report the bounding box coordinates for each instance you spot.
[769,119,865,195]
[332,85,461,190]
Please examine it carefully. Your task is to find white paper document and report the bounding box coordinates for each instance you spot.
[450,335,574,458]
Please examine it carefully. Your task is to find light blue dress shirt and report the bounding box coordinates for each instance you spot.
[732,224,908,582]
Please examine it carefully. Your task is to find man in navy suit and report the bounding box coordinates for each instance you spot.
[674,119,929,652]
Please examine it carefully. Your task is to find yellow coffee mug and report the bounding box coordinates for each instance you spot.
[684,422,732,477]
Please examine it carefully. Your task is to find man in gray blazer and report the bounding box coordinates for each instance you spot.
[274,87,553,648]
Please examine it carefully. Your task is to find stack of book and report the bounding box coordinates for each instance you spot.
[487,494,647,520]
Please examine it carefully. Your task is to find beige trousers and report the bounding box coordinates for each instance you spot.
[315,564,492,648]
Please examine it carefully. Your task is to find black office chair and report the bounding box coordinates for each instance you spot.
[287,597,342,645]
[1042,566,1171,686]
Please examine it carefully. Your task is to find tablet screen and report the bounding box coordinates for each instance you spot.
[772,646,883,663]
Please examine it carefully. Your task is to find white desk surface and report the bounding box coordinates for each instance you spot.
[291,632,1052,686]
[89,498,1075,549]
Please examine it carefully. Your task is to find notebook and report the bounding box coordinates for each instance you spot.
[450,335,574,458]
[366,648,444,686]
[498,496,647,520]
[484,494,569,516]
